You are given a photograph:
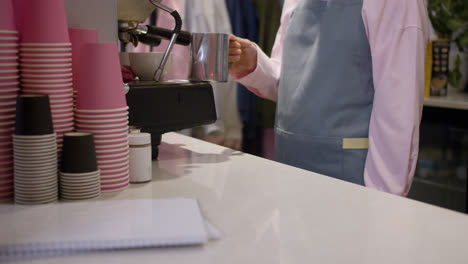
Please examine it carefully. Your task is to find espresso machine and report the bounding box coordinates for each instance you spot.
[116,0,229,159]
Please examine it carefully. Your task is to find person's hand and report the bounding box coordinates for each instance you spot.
[204,131,225,146]
[229,34,257,75]
[121,65,135,82]
[223,138,242,151]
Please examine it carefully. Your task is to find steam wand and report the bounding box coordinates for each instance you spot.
[149,0,182,82]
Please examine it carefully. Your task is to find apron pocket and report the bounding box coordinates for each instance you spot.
[274,128,343,180]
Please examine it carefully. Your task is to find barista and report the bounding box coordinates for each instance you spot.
[229,0,429,196]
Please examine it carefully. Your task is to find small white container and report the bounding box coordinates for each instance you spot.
[129,132,152,183]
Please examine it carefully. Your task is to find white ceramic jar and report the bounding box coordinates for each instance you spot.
[128,132,152,183]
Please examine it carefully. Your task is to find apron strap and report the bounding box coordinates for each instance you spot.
[342,138,369,149]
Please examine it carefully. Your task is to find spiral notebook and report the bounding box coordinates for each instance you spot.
[0,198,214,259]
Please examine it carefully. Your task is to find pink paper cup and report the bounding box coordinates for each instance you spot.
[20,52,72,58]
[94,138,128,147]
[21,86,73,93]
[0,56,18,62]
[101,182,129,192]
[60,96,76,104]
[69,28,98,92]
[52,113,73,121]
[0,61,18,66]
[0,0,16,31]
[0,37,18,43]
[0,62,19,70]
[0,90,18,97]
[98,158,129,169]
[21,72,73,79]
[0,130,13,138]
[53,117,73,125]
[96,147,129,158]
[0,80,18,86]
[75,116,128,125]
[21,0,70,43]
[20,78,73,84]
[95,141,129,151]
[50,104,73,111]
[21,68,72,74]
[0,180,13,188]
[0,192,13,200]
[0,52,20,56]
[54,127,73,134]
[74,112,128,120]
[20,63,72,69]
[0,68,18,74]
[95,144,128,154]
[0,78,19,84]
[0,70,19,76]
[75,106,128,114]
[76,42,126,109]
[0,43,18,48]
[51,100,73,107]
[0,48,18,53]
[20,43,71,47]
[0,102,17,109]
[50,107,73,115]
[99,168,128,179]
[75,125,129,133]
[52,112,73,120]
[92,132,129,141]
[100,176,129,186]
[19,57,72,64]
[0,161,13,170]
[0,114,15,122]
[97,155,128,166]
[0,31,17,36]
[100,173,128,182]
[20,47,72,54]
[75,120,128,128]
[99,166,129,176]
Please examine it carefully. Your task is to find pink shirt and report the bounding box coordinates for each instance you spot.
[234,0,430,196]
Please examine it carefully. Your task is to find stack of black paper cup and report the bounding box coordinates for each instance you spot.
[59,132,100,200]
[13,95,58,204]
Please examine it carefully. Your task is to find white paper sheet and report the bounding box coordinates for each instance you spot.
[0,198,211,258]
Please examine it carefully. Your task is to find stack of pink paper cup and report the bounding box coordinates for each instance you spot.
[19,0,73,159]
[75,42,129,192]
[0,0,19,202]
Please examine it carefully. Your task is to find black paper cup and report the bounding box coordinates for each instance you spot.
[14,95,53,135]
[60,132,98,173]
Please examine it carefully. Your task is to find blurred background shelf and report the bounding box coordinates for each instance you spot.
[424,89,468,110]
[409,103,468,213]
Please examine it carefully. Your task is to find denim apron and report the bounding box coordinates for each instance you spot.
[275,0,374,185]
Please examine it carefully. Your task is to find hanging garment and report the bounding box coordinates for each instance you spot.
[275,0,374,185]
[254,0,282,129]
[252,0,283,159]
[225,0,260,154]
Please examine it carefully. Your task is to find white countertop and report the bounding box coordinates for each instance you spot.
[2,132,468,263]
[424,89,468,110]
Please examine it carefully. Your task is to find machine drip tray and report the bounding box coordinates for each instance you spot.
[125,80,217,159]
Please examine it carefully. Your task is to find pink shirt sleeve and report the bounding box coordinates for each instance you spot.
[362,0,429,196]
[234,0,299,102]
